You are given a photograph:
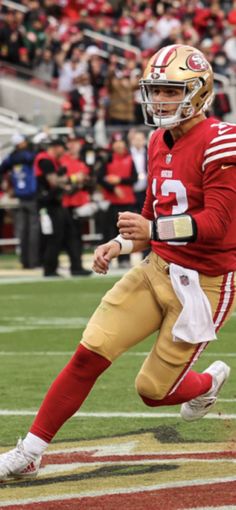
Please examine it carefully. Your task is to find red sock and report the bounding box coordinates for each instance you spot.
[30,344,111,442]
[141,370,212,407]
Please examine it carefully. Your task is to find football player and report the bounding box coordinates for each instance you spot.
[0,44,236,481]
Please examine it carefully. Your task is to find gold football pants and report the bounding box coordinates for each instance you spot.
[81,252,235,400]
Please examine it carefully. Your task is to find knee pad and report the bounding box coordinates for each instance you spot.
[81,320,119,362]
[135,371,168,401]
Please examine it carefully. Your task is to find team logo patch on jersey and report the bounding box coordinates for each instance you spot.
[180,274,190,286]
[187,53,209,72]
[166,154,172,164]
[161,169,173,178]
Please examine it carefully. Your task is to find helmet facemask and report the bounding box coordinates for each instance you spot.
[140,78,214,129]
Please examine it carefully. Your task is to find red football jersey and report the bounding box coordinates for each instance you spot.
[142,117,236,275]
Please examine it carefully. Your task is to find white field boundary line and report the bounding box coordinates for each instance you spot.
[0,410,236,419]
[0,476,235,508]
[191,507,236,510]
[43,445,235,456]
[0,351,235,358]
[191,508,236,510]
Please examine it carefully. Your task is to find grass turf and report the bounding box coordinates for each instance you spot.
[0,276,235,447]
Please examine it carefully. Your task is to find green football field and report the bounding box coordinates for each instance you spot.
[0,275,235,448]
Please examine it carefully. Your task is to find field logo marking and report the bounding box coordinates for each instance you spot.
[0,431,235,509]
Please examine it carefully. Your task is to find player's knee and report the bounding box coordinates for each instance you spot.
[81,322,116,361]
[69,343,111,377]
[135,372,167,402]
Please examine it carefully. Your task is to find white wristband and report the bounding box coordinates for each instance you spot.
[114,234,134,254]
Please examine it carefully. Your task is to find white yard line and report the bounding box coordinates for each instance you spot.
[191,508,236,510]
[0,351,235,357]
[0,410,236,419]
[126,352,236,358]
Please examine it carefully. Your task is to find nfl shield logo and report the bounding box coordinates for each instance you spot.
[166,154,172,164]
[180,275,189,286]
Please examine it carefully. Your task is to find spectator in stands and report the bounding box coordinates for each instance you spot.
[224,29,236,65]
[155,7,181,43]
[23,17,47,63]
[58,46,88,93]
[212,50,232,78]
[193,2,225,39]
[106,65,139,126]
[129,128,149,259]
[116,7,136,45]
[69,72,97,128]
[97,133,137,268]
[180,16,200,47]
[128,130,148,214]
[34,48,57,86]
[87,49,107,104]
[0,133,40,269]
[0,10,25,65]
[139,19,161,51]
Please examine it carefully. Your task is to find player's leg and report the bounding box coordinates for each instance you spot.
[136,268,235,417]
[180,271,235,420]
[0,259,163,480]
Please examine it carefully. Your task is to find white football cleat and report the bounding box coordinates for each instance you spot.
[0,439,41,481]
[181,360,231,422]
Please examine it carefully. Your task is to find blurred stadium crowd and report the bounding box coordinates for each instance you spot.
[0,0,236,274]
[0,0,236,130]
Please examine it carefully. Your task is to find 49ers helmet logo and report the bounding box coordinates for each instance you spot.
[187,53,209,71]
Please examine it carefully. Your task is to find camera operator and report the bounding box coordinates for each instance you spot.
[34,139,69,277]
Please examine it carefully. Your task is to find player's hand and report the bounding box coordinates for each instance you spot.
[92,241,121,274]
[117,212,150,240]
[114,186,124,198]
[105,175,120,184]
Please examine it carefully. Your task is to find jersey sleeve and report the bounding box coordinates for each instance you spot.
[194,122,236,242]
[202,122,236,171]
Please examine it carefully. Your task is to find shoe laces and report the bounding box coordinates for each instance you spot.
[188,394,216,410]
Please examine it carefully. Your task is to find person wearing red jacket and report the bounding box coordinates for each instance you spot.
[97,133,137,268]
[60,136,92,276]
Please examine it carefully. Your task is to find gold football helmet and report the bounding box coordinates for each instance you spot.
[139,44,214,128]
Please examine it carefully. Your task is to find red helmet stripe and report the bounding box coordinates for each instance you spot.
[153,44,182,73]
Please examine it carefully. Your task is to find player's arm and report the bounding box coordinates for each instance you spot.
[38,159,68,188]
[117,211,197,243]
[92,236,149,275]
[118,161,236,243]
[192,163,236,242]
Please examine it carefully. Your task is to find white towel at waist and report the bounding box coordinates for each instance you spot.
[169,263,217,344]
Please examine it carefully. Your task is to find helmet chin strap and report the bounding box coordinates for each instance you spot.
[153,115,180,129]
